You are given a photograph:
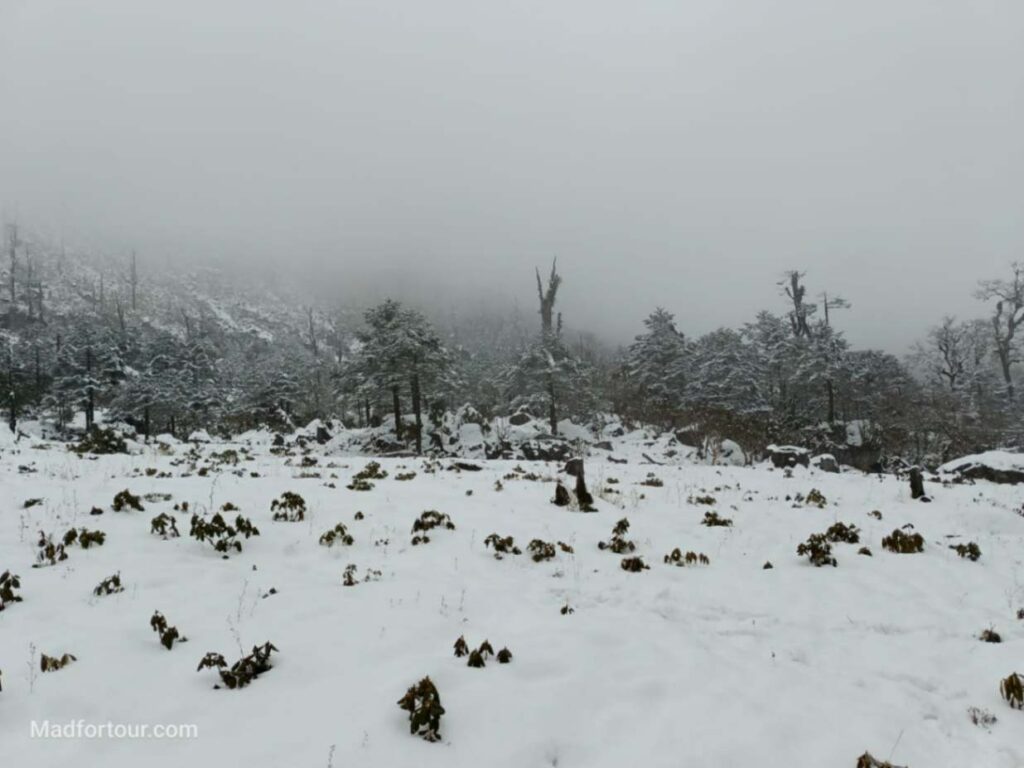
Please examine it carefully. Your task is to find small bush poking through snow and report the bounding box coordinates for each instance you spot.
[395,471,416,481]
[858,547,873,557]
[824,522,860,544]
[73,428,127,455]
[484,534,521,558]
[856,753,907,768]
[93,573,124,596]
[688,494,717,505]
[497,647,512,664]
[348,462,388,490]
[342,564,381,586]
[197,643,278,689]
[967,706,998,729]
[40,653,77,672]
[664,548,710,567]
[620,556,650,572]
[803,488,827,508]
[112,489,144,512]
[1000,672,1023,710]
[397,677,445,743]
[598,518,636,553]
[882,529,924,554]
[33,532,67,567]
[319,523,354,547]
[453,636,469,657]
[701,511,733,528]
[796,533,837,567]
[189,513,260,556]
[950,542,981,561]
[271,491,306,522]
[640,473,663,488]
[150,513,180,539]
[411,511,455,545]
[150,611,187,650]
[980,627,1002,643]
[0,570,23,610]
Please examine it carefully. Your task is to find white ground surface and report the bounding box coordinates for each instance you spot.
[1,436,1022,767]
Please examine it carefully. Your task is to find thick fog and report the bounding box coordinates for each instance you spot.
[1,0,1022,349]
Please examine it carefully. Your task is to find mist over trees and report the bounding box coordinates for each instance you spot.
[1,223,1021,465]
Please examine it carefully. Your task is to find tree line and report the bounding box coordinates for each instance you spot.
[2,224,1021,463]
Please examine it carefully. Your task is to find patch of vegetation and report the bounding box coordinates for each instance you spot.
[858,546,873,556]
[112,489,144,512]
[411,511,455,544]
[980,628,1002,643]
[467,640,495,668]
[150,611,187,650]
[73,428,127,455]
[796,533,837,567]
[824,522,860,544]
[688,494,716,505]
[598,518,636,553]
[397,677,445,742]
[271,491,306,522]
[40,653,77,672]
[342,564,382,586]
[0,570,23,610]
[23,498,43,508]
[950,542,981,561]
[484,534,521,558]
[395,471,417,481]
[855,754,907,768]
[497,647,513,664]
[664,548,710,566]
[453,636,469,657]
[33,532,67,567]
[868,510,883,520]
[803,488,827,507]
[319,523,354,547]
[189,513,260,556]
[640,473,663,487]
[882,529,924,554]
[93,573,124,596]
[347,462,388,490]
[701,511,733,527]
[1000,672,1023,710]
[150,513,180,539]
[197,642,278,689]
[621,556,649,572]
[967,706,998,729]
[527,539,573,562]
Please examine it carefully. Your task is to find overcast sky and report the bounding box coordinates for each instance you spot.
[1,0,1021,350]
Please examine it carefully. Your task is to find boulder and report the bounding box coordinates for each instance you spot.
[938,451,1024,485]
[812,454,839,473]
[564,458,584,477]
[508,411,532,426]
[520,438,572,462]
[768,445,809,469]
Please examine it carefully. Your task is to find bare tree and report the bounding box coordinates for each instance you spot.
[975,262,1024,402]
[779,270,814,338]
[6,223,17,311]
[535,259,562,337]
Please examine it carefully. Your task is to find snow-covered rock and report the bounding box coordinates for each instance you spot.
[938,451,1024,485]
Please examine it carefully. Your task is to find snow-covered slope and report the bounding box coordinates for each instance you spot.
[1,435,1022,767]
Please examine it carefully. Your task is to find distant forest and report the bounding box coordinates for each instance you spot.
[2,223,1022,464]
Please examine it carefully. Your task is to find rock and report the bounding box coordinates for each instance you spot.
[315,425,331,444]
[593,440,613,451]
[939,452,1024,485]
[768,445,809,469]
[520,438,572,462]
[812,454,839,473]
[272,433,285,447]
[451,461,482,472]
[508,411,532,426]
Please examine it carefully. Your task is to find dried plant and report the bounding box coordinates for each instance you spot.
[397,677,445,742]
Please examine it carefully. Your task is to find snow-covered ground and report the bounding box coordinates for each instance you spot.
[1,434,1022,767]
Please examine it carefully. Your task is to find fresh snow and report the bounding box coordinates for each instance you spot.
[1,434,1022,767]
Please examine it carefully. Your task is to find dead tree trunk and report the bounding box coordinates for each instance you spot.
[391,385,403,441]
[411,373,423,454]
[909,466,925,500]
[536,259,562,337]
